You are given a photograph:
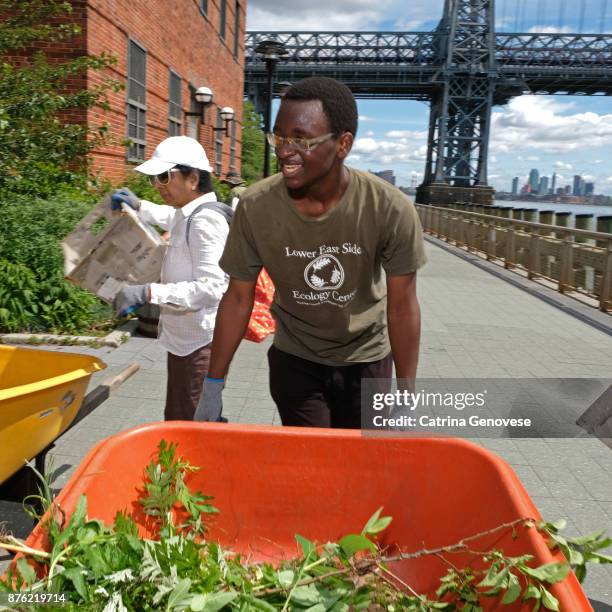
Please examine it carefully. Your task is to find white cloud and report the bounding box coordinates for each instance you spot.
[491,96,612,154]
[385,130,428,140]
[359,115,373,122]
[554,161,573,170]
[528,25,573,34]
[247,0,444,31]
[525,156,540,161]
[366,130,375,137]
[348,137,427,166]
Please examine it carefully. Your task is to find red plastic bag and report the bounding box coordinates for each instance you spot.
[244,269,276,343]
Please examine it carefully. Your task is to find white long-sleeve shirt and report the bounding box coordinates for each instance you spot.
[138,193,229,356]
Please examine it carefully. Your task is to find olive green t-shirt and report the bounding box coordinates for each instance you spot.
[220,167,427,365]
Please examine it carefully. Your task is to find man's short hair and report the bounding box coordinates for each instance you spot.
[283,77,358,137]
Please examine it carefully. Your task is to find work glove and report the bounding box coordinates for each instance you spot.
[113,284,149,317]
[193,377,225,422]
[111,187,141,211]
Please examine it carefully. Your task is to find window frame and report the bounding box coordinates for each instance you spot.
[215,107,224,175]
[126,39,147,163]
[219,0,227,41]
[168,69,182,136]
[233,1,240,57]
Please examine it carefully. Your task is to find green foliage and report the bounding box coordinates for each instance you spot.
[140,440,218,535]
[0,189,112,333]
[2,441,610,611]
[0,259,39,332]
[539,518,612,584]
[212,175,231,203]
[0,0,120,196]
[241,100,265,184]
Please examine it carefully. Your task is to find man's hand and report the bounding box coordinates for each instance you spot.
[194,378,224,421]
[111,187,141,211]
[113,284,149,317]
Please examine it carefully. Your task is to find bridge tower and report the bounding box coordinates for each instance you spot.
[417,0,497,205]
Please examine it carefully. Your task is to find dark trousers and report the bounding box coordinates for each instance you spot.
[165,344,211,421]
[268,345,393,429]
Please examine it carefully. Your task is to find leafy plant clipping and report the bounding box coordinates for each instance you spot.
[0,441,610,611]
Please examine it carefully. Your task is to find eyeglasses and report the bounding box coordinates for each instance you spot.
[148,168,180,186]
[265,132,334,152]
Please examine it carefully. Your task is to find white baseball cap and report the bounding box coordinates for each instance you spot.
[134,136,213,175]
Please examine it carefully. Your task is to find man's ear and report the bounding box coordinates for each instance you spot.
[337,132,354,160]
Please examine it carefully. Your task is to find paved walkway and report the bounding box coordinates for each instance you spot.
[2,238,612,606]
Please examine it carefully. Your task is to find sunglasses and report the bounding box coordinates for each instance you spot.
[265,132,334,152]
[148,168,180,186]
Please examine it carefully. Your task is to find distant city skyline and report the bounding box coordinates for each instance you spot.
[508,168,597,198]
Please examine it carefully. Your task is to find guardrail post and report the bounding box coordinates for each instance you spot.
[600,240,612,312]
[528,231,541,279]
[505,227,516,269]
[559,234,574,294]
[486,221,496,261]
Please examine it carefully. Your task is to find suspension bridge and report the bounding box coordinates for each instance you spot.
[244,0,612,205]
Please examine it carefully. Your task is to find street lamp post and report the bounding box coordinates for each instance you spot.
[254,40,288,177]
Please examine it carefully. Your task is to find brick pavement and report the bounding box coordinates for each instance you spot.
[1,239,612,606]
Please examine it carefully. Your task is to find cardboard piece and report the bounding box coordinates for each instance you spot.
[62,197,167,303]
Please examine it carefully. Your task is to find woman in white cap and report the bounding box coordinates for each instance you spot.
[111,136,231,421]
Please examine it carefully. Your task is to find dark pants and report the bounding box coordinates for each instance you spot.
[165,344,211,421]
[268,345,393,429]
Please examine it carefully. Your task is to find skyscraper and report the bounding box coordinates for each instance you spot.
[529,169,540,192]
[511,177,519,195]
[551,173,557,194]
[538,176,549,195]
[573,175,584,196]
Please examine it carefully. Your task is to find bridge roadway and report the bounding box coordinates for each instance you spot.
[1,238,612,605]
[245,32,612,98]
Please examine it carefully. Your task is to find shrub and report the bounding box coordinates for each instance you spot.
[0,188,114,334]
[0,259,40,332]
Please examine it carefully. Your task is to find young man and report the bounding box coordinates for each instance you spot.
[195,77,426,428]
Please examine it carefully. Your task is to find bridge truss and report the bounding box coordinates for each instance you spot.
[245,0,612,203]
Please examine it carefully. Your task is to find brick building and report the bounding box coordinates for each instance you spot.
[62,0,247,183]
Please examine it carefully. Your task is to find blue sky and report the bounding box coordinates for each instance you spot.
[246,0,612,194]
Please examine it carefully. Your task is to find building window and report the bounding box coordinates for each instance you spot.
[186,84,199,139]
[215,107,223,175]
[229,118,236,171]
[168,70,182,136]
[127,40,146,162]
[233,2,240,57]
[200,0,208,15]
[220,0,227,41]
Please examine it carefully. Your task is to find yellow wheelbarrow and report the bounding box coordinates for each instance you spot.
[0,345,106,487]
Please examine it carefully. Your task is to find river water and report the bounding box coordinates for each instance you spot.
[494,200,612,231]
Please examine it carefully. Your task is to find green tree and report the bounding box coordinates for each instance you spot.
[0,0,119,195]
[240,100,265,184]
[0,0,119,333]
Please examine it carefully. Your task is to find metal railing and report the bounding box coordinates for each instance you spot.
[416,205,612,312]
